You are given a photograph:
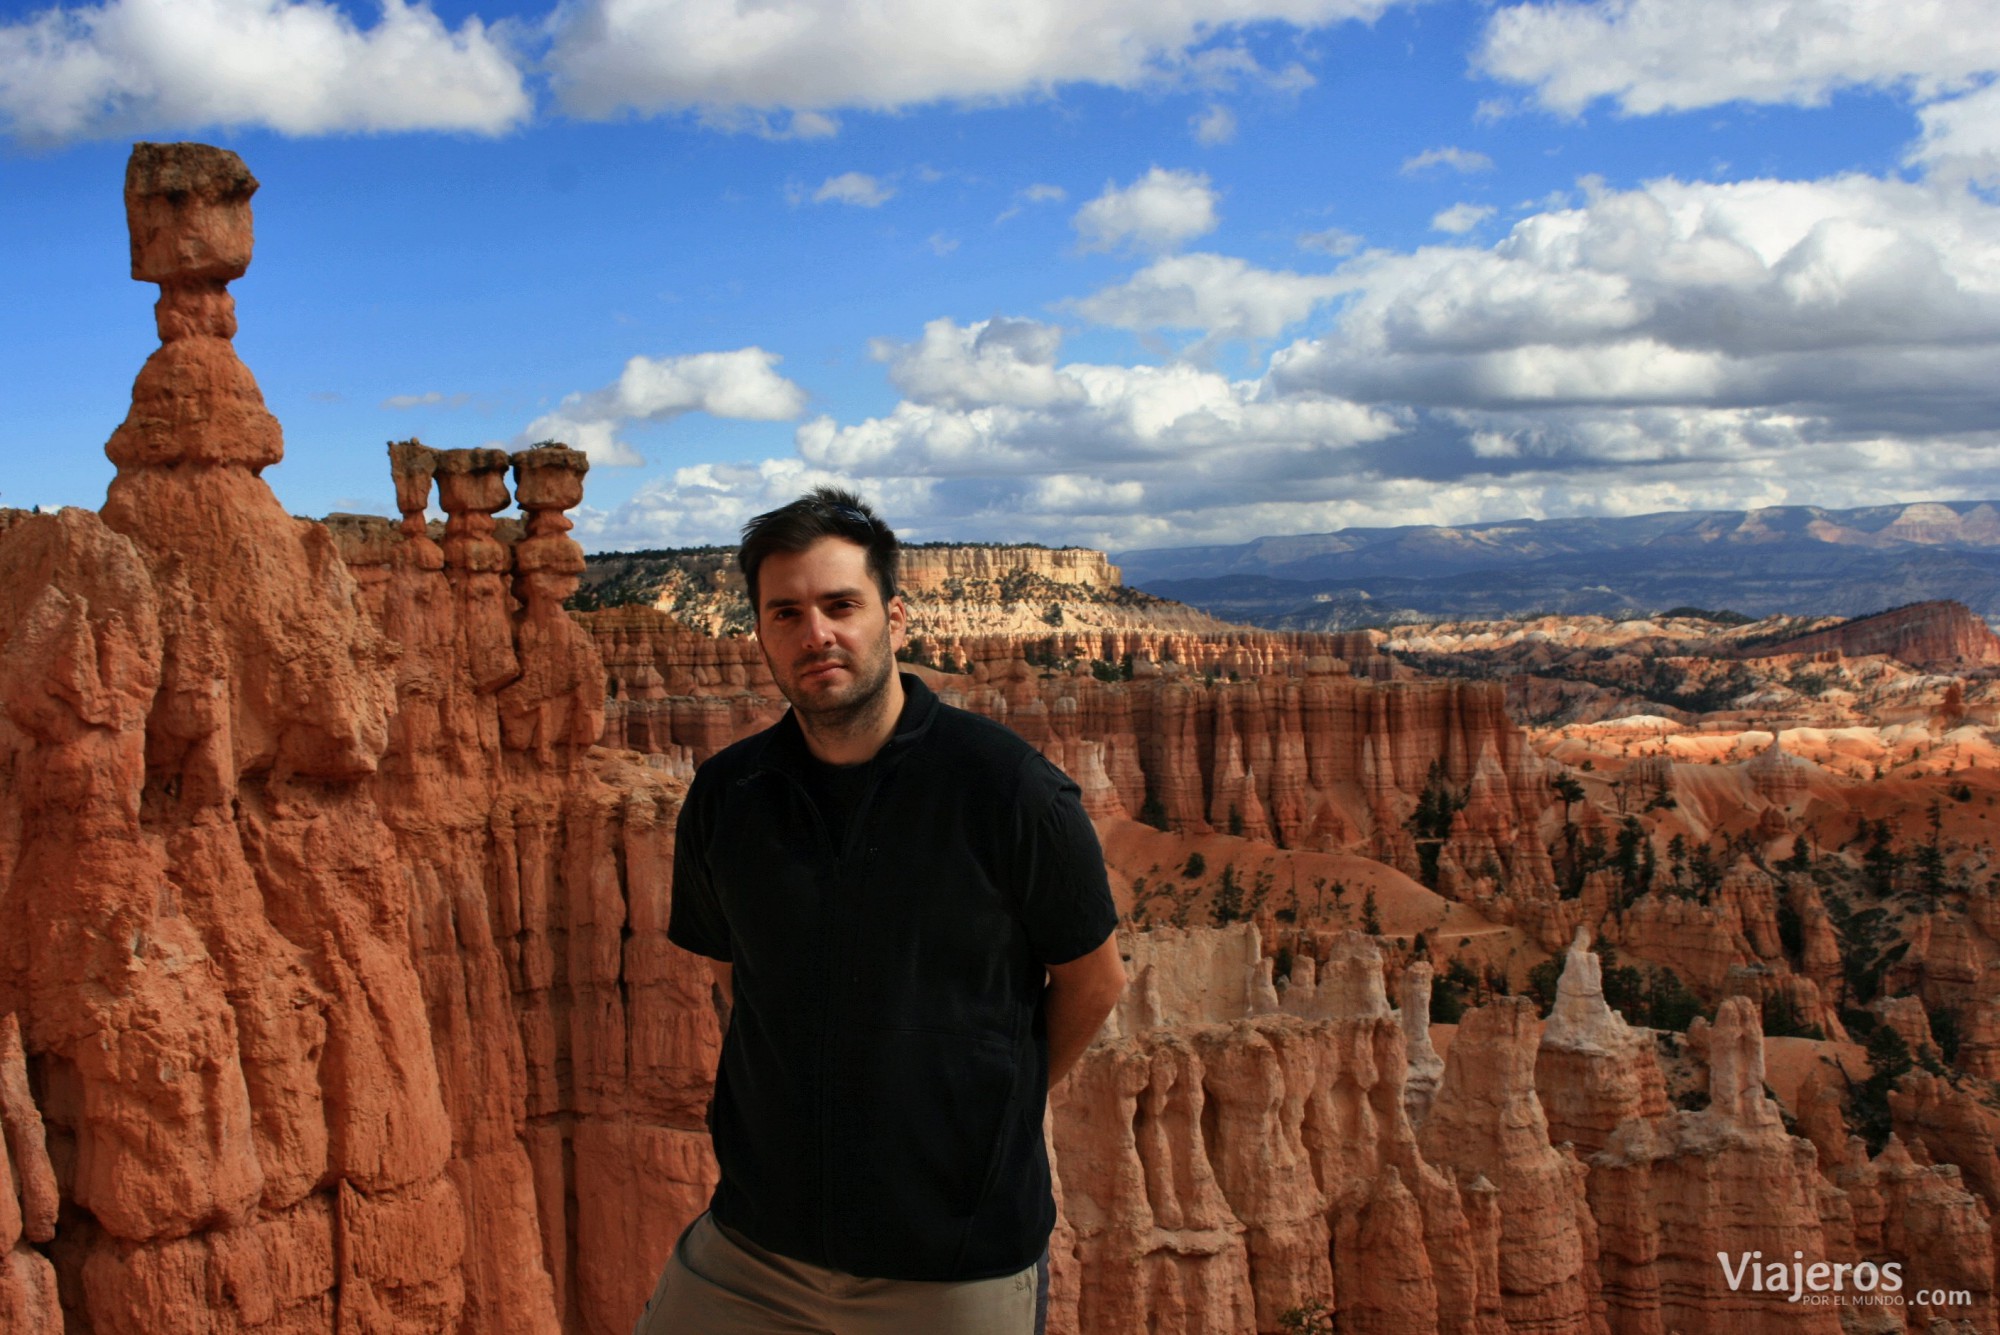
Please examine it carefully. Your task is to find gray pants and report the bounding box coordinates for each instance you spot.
[634,1212,1048,1335]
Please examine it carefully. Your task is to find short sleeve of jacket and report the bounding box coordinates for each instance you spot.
[1017,761,1119,966]
[667,773,733,962]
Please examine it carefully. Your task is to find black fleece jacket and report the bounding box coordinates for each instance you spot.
[667,674,1118,1281]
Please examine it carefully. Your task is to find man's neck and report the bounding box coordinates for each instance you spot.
[798,673,906,766]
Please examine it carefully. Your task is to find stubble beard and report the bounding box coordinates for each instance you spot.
[780,634,897,742]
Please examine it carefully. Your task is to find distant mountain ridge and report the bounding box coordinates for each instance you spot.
[1118,501,2000,629]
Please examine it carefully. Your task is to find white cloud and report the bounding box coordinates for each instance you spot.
[1029,473,1149,513]
[1478,0,2000,116]
[873,317,1084,410]
[1192,103,1237,144]
[1431,202,1496,234]
[1478,2,2000,192]
[997,182,1068,223]
[546,0,1402,123]
[574,312,1401,548]
[575,168,2000,551]
[792,362,1394,494]
[1910,79,2000,183]
[1299,226,1363,255]
[1270,173,2000,425]
[782,109,840,138]
[699,106,842,138]
[575,459,943,548]
[1073,167,1220,254]
[1400,146,1495,175]
[381,390,471,410]
[580,412,1998,550]
[523,348,810,467]
[812,171,895,206]
[0,0,528,144]
[1068,253,1348,341]
[926,232,960,256]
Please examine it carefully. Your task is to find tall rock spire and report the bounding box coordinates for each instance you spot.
[100,142,392,787]
[106,142,282,471]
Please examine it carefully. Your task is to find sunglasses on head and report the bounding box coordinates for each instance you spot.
[811,500,874,529]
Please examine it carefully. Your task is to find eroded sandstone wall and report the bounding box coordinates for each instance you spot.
[898,544,1124,591]
[583,610,1554,896]
[1763,600,2000,670]
[0,144,719,1335]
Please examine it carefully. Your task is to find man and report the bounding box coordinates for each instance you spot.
[637,488,1126,1335]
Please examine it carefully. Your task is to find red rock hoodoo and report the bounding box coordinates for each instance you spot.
[0,143,715,1335]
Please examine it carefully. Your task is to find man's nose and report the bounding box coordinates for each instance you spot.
[799,608,836,646]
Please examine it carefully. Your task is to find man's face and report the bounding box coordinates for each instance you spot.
[754,536,908,725]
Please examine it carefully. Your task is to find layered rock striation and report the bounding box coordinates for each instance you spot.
[582,608,1553,895]
[1761,600,2000,670]
[1053,925,1530,1335]
[0,144,717,1335]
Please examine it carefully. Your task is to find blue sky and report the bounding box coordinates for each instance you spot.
[4,0,1998,551]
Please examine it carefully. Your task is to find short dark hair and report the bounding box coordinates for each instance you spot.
[739,487,900,610]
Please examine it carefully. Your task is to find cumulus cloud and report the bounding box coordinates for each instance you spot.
[581,408,1986,551]
[574,460,948,549]
[523,348,809,467]
[0,0,529,143]
[1478,0,2000,116]
[795,362,1391,478]
[874,317,1086,410]
[1073,167,1220,253]
[575,314,1402,548]
[1251,171,2000,534]
[1068,253,1348,342]
[698,106,841,138]
[1299,226,1363,255]
[381,390,472,410]
[1910,79,2000,183]
[996,181,1068,222]
[546,0,1400,123]
[578,169,2000,551]
[1476,0,2000,190]
[1431,202,1496,234]
[1270,174,2000,422]
[1192,103,1237,144]
[1400,146,1494,176]
[811,171,895,206]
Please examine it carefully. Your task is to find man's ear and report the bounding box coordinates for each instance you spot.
[887,594,909,650]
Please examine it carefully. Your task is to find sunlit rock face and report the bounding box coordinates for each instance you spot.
[582,606,1560,898]
[1762,600,2000,671]
[0,143,713,1335]
[1536,929,1670,1157]
[1047,926,1583,1335]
